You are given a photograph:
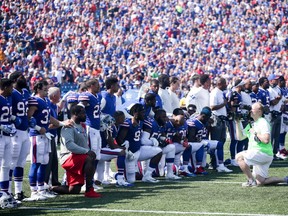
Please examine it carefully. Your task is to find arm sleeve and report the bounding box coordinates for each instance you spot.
[61,128,89,154]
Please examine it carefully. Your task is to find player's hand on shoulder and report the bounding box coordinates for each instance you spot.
[63,119,74,128]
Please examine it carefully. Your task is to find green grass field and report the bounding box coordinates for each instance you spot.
[2,147,288,216]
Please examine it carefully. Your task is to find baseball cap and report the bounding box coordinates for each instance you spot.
[268,74,279,81]
[233,79,245,88]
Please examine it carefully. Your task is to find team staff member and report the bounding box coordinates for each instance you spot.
[52,105,101,198]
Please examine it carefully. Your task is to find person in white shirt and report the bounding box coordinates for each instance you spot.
[158,74,172,114]
[267,74,282,160]
[168,76,180,112]
[193,74,211,114]
[210,77,228,143]
[186,74,201,109]
[115,88,125,111]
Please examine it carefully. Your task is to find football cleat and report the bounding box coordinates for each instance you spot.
[165,174,182,180]
[178,169,196,177]
[194,167,208,175]
[276,151,288,160]
[142,175,159,183]
[23,191,47,202]
[38,190,57,199]
[0,192,19,209]
[217,165,233,173]
[14,191,27,202]
[85,188,101,198]
[116,179,134,187]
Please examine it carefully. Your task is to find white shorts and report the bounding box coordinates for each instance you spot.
[11,130,31,168]
[0,135,12,171]
[30,135,50,164]
[87,126,101,160]
[242,150,273,178]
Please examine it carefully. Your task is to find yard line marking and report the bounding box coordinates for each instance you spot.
[19,207,287,216]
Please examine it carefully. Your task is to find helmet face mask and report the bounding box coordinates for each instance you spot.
[100,114,115,132]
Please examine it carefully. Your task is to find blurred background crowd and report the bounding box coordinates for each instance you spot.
[0,0,287,96]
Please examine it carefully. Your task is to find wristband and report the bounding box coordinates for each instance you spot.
[59,121,65,127]
[34,125,41,131]
[10,115,16,121]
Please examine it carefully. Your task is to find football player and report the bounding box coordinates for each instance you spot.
[116,103,162,183]
[95,111,133,187]
[142,109,181,180]
[165,108,195,176]
[9,72,31,201]
[100,77,119,183]
[188,107,232,173]
[26,80,72,201]
[78,79,102,172]
[0,78,18,207]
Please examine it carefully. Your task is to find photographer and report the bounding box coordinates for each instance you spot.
[226,79,246,166]
[236,102,288,187]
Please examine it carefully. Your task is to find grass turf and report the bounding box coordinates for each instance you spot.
[2,147,288,216]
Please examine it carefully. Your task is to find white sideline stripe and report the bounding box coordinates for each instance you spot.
[19,207,287,216]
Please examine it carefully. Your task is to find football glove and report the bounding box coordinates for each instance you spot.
[29,118,37,128]
[10,115,22,127]
[45,132,54,140]
[0,124,17,136]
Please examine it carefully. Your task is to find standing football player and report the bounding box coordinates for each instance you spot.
[78,79,102,181]
[9,72,31,201]
[0,78,18,208]
[100,77,119,183]
[26,80,72,201]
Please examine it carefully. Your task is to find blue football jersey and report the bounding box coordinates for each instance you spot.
[0,95,12,126]
[143,118,165,139]
[11,88,30,130]
[258,88,270,106]
[250,91,261,104]
[139,100,152,118]
[100,124,118,148]
[187,118,206,142]
[147,90,162,109]
[119,118,143,153]
[67,91,79,104]
[165,120,187,142]
[101,91,116,116]
[78,92,102,130]
[28,96,51,136]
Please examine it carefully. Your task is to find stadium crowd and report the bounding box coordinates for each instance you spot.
[0,0,288,209]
